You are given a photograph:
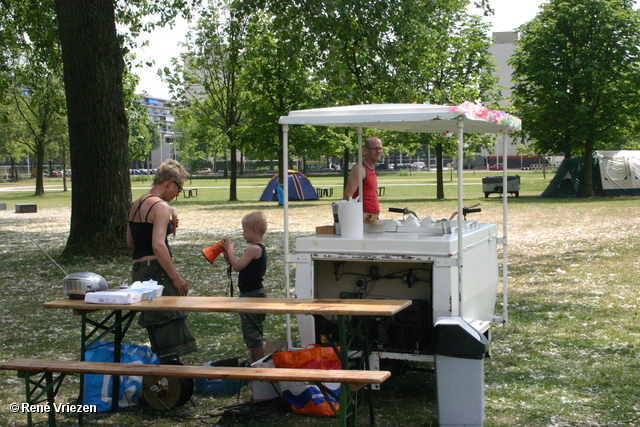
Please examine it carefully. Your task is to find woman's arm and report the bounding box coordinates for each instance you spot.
[126,223,134,249]
[151,202,188,295]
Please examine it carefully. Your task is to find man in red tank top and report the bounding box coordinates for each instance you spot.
[344,136,383,218]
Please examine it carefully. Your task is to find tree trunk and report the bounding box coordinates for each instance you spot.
[10,157,18,181]
[34,138,45,196]
[342,147,350,191]
[229,145,238,201]
[55,0,131,258]
[583,138,595,197]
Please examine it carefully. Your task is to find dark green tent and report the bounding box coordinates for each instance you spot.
[540,151,640,197]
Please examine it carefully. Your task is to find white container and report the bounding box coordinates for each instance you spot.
[337,200,363,238]
[85,281,163,304]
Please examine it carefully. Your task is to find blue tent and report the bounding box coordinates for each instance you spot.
[259,170,319,202]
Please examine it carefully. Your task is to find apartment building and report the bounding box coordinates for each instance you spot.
[139,96,179,168]
[480,31,529,159]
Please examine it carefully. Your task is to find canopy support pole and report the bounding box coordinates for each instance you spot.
[501,131,509,328]
[357,127,363,201]
[282,124,293,348]
[455,119,464,318]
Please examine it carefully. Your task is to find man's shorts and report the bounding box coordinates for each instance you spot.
[364,212,379,222]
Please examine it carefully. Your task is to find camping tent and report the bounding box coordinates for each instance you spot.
[259,170,319,202]
[540,150,640,197]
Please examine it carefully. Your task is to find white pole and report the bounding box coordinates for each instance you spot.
[501,131,509,328]
[282,124,292,348]
[357,127,363,200]
[456,120,464,318]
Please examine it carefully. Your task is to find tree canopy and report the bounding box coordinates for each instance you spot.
[510,0,640,196]
[170,0,499,198]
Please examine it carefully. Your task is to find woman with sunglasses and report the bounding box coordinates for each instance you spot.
[126,159,198,361]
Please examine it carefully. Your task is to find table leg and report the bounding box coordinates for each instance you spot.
[337,315,357,427]
[111,311,122,412]
[45,372,57,427]
[331,315,377,427]
[79,313,87,426]
[78,310,137,421]
[22,370,66,427]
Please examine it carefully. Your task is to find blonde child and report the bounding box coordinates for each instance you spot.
[221,211,268,363]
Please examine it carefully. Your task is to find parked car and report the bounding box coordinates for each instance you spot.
[195,168,213,176]
[489,163,503,171]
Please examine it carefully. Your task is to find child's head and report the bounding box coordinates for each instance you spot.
[242,211,268,241]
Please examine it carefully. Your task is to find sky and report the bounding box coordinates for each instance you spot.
[133,0,548,99]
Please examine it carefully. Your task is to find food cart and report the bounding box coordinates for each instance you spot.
[278,103,520,427]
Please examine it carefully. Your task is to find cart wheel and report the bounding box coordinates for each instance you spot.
[165,360,194,407]
[142,361,194,411]
[142,375,184,411]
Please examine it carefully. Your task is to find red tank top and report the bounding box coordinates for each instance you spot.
[353,162,379,214]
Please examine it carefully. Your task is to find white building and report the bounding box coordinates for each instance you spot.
[480,32,529,160]
[139,96,179,168]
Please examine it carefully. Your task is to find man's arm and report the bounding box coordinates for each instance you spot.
[343,163,363,200]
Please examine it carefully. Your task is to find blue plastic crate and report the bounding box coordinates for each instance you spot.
[194,361,250,397]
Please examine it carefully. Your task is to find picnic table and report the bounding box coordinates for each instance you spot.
[43,296,412,427]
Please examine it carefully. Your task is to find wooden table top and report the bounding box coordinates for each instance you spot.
[44,296,412,316]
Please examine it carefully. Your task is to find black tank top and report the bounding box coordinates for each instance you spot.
[129,195,172,260]
[238,243,267,293]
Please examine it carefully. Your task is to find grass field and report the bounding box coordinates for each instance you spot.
[0,170,639,426]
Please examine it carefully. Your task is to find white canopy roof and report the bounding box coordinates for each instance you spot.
[278,103,520,134]
[278,102,514,340]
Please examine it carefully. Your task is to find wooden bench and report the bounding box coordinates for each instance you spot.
[317,187,334,198]
[182,188,198,198]
[0,359,391,427]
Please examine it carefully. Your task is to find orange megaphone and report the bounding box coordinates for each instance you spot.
[202,241,226,263]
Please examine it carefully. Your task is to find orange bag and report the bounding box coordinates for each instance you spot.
[272,345,342,417]
[272,344,342,370]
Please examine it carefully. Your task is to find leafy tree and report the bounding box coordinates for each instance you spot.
[173,100,228,172]
[0,101,30,181]
[239,7,327,180]
[10,79,67,196]
[1,0,67,195]
[284,0,498,198]
[510,0,640,197]
[2,0,199,256]
[166,4,248,201]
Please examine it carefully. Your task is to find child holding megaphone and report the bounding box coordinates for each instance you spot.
[202,241,226,263]
[204,211,268,363]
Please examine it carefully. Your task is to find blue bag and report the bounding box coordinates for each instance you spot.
[83,341,160,412]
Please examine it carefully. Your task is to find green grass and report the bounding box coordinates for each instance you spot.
[1,171,639,426]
